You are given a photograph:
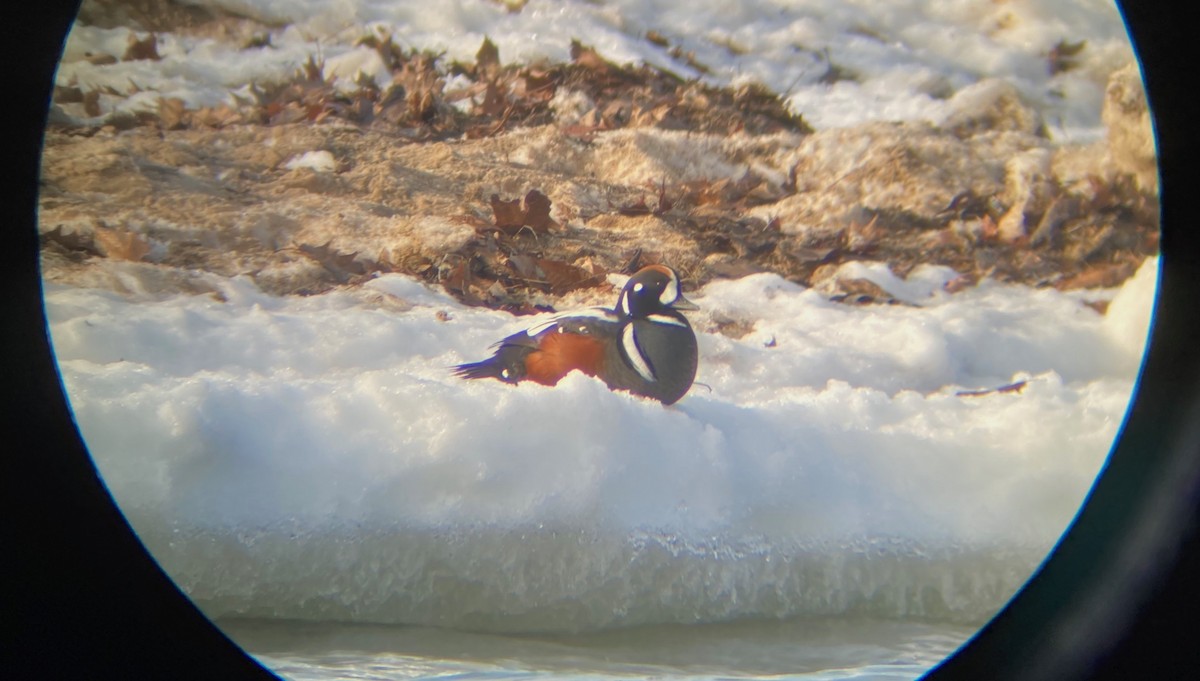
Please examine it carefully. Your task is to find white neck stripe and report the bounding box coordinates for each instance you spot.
[645,314,688,327]
[660,274,679,306]
[621,324,656,382]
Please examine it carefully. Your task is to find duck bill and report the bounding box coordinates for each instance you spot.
[670,295,699,311]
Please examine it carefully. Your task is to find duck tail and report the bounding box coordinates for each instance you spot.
[452,344,533,383]
[452,358,507,381]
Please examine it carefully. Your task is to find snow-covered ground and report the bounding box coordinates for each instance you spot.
[44,255,1156,629]
[59,0,1134,137]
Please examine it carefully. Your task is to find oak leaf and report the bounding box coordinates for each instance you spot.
[476,37,501,78]
[618,196,651,216]
[93,226,150,262]
[570,40,616,76]
[645,31,670,48]
[41,226,100,256]
[1048,39,1086,75]
[1054,261,1134,290]
[158,98,187,130]
[296,241,366,282]
[508,255,605,295]
[123,33,160,62]
[489,190,558,234]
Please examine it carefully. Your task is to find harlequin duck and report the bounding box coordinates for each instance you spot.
[453,264,700,404]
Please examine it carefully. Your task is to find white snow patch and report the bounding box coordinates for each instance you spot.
[322,45,391,91]
[284,150,337,173]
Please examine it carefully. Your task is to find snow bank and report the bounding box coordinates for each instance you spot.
[45,256,1157,630]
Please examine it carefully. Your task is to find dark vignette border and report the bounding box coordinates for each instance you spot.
[3,1,275,678]
[3,2,1196,680]
[928,1,1200,678]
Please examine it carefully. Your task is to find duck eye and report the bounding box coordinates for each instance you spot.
[632,282,644,293]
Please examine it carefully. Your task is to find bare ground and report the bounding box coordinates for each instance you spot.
[41,9,1159,318]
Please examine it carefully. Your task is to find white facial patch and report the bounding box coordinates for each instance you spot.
[660,273,679,305]
[621,324,657,382]
[645,314,688,328]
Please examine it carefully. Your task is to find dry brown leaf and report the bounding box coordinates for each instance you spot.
[158,97,187,130]
[41,226,100,255]
[536,258,605,294]
[628,103,665,128]
[1048,38,1086,75]
[646,31,670,48]
[570,40,616,75]
[845,214,883,252]
[85,52,118,66]
[522,68,557,98]
[490,194,526,230]
[374,248,398,273]
[93,226,150,262]
[943,273,977,294]
[711,313,755,339]
[922,227,962,251]
[709,260,767,279]
[489,0,529,12]
[506,254,542,280]
[82,90,102,117]
[442,262,483,305]
[395,54,444,122]
[561,123,600,141]
[296,241,366,282]
[268,102,308,125]
[489,190,557,234]
[668,46,708,73]
[480,81,509,117]
[979,214,1000,242]
[192,105,241,128]
[522,190,556,231]
[1029,196,1078,248]
[957,380,1028,397]
[618,196,652,216]
[124,33,161,62]
[835,277,893,302]
[54,86,84,104]
[1055,261,1135,290]
[476,37,501,77]
[300,55,324,82]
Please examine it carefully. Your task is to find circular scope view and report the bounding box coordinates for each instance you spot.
[41,1,1158,678]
